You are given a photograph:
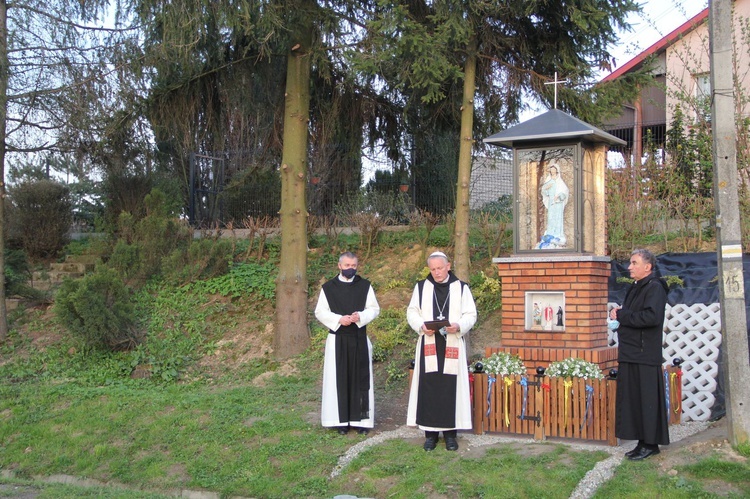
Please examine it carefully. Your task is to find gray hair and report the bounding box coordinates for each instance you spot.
[339,251,357,263]
[426,251,450,266]
[631,248,656,268]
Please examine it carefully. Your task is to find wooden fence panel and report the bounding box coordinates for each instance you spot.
[469,369,680,446]
[472,374,540,438]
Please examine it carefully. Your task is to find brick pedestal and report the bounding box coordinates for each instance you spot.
[491,255,617,371]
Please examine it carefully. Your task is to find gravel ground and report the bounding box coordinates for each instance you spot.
[331,420,712,499]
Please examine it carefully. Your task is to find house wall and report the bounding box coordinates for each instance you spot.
[666,0,750,125]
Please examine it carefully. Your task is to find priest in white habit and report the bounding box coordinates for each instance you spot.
[406,251,477,451]
[315,252,380,435]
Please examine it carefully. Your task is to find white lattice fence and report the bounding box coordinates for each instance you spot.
[608,302,722,422]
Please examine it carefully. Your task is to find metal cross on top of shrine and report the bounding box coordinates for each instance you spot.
[544,72,568,109]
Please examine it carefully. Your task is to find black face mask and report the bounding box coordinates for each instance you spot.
[341,268,357,279]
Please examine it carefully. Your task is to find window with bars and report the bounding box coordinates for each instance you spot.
[694,73,712,122]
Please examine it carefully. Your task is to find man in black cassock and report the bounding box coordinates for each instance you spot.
[610,248,670,460]
[406,251,477,451]
[315,252,380,435]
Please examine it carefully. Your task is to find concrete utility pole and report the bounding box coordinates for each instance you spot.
[710,0,750,446]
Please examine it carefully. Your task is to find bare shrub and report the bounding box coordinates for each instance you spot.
[606,165,661,260]
[335,191,398,258]
[408,209,441,261]
[241,215,278,261]
[348,211,390,260]
[317,214,343,251]
[474,211,513,258]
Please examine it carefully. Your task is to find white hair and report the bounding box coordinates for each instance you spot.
[426,251,449,265]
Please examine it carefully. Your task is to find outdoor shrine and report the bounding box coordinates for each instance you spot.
[470,109,632,444]
[482,108,624,373]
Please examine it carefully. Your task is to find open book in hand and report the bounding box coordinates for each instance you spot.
[423,319,451,331]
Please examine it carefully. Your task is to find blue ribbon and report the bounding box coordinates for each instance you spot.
[580,385,594,431]
[664,369,670,420]
[486,375,496,417]
[520,376,528,419]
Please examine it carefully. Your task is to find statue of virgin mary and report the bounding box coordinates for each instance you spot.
[536,164,569,249]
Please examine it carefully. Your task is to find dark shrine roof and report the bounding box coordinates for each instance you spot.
[483,109,626,148]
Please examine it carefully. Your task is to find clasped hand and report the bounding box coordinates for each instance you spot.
[339,311,360,326]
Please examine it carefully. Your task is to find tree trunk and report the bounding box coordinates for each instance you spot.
[0,0,9,341]
[453,41,477,282]
[273,13,313,359]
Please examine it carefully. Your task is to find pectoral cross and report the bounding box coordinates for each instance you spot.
[544,72,568,110]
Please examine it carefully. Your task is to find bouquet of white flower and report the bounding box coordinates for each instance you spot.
[545,357,604,380]
[474,352,526,376]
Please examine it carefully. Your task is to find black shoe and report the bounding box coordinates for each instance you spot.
[337,426,349,435]
[445,436,459,451]
[357,427,369,435]
[628,446,660,461]
[423,436,438,451]
[625,445,643,458]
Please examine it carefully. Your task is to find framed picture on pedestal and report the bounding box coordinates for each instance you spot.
[525,291,565,331]
[516,147,577,252]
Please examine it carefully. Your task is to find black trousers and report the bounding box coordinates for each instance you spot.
[425,430,457,439]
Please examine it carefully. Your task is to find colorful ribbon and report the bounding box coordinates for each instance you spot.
[580,384,594,431]
[486,375,496,417]
[664,369,671,420]
[670,371,680,414]
[503,377,513,427]
[520,376,528,419]
[563,380,573,429]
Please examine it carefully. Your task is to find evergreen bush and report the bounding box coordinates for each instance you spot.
[2,248,47,301]
[108,239,142,280]
[10,180,72,257]
[107,189,193,284]
[4,248,31,296]
[161,238,233,285]
[102,173,153,231]
[135,190,193,279]
[54,266,141,351]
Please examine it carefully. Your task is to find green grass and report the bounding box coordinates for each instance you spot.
[0,480,172,498]
[6,355,748,499]
[594,453,750,499]
[0,374,341,497]
[0,371,614,498]
[332,441,607,498]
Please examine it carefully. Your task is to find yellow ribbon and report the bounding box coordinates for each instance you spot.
[503,377,513,427]
[563,380,573,429]
[670,372,679,414]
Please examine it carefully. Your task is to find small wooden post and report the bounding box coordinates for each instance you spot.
[607,378,618,446]
[473,373,485,434]
[534,375,545,441]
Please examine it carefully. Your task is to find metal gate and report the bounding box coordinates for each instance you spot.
[189,153,225,226]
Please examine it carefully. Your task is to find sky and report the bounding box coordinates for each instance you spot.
[608,0,708,72]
